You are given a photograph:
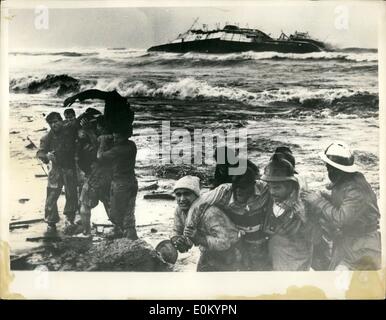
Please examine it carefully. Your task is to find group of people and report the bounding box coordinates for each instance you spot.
[36,89,381,271]
[37,89,139,240]
[170,144,381,271]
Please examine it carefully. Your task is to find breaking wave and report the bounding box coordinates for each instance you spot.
[175,50,378,63]
[10,74,96,96]
[10,51,97,57]
[10,75,378,113]
[107,77,378,113]
[10,48,378,69]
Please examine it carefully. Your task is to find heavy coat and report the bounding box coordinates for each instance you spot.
[263,186,313,271]
[192,206,242,272]
[184,182,271,271]
[312,172,381,270]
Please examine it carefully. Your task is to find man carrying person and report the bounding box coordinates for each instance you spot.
[184,161,272,271]
[172,176,241,271]
[75,114,113,236]
[97,119,138,240]
[302,142,381,270]
[63,89,134,136]
[210,146,259,190]
[37,112,79,233]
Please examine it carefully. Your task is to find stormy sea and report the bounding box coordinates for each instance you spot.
[9,47,379,188]
[8,48,379,271]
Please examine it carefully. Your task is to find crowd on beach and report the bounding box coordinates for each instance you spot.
[36,89,381,271]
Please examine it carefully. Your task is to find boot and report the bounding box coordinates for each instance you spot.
[46,223,57,235]
[105,226,124,240]
[63,219,77,235]
[124,227,139,240]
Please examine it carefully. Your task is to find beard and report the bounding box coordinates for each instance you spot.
[328,167,344,183]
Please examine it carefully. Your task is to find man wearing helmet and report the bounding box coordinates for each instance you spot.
[302,142,381,270]
[183,161,271,271]
[261,154,314,271]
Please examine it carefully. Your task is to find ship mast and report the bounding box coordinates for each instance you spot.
[175,17,199,41]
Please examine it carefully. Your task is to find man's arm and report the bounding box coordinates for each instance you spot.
[172,208,185,237]
[194,206,239,251]
[63,90,111,108]
[183,184,230,239]
[312,185,366,229]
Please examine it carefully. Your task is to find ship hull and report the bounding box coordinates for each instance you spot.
[148,38,322,53]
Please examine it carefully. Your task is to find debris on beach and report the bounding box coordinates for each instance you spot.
[25,136,38,149]
[12,237,170,272]
[25,142,37,149]
[10,218,45,226]
[153,163,213,185]
[139,181,159,191]
[26,236,62,243]
[143,192,175,200]
[35,174,48,178]
[9,224,30,231]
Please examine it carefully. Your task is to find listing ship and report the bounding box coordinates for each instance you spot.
[148,21,328,54]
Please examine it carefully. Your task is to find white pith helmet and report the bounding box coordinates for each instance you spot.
[319,142,358,173]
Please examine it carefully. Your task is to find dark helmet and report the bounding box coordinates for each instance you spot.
[261,153,298,183]
[156,239,178,264]
[273,146,295,166]
[272,146,297,174]
[232,165,257,188]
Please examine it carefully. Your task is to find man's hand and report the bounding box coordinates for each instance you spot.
[292,202,307,223]
[301,190,323,206]
[63,95,78,108]
[171,235,191,253]
[320,191,331,201]
[46,152,56,163]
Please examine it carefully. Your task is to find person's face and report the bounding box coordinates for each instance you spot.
[48,117,63,133]
[233,183,255,204]
[64,113,75,121]
[268,181,293,202]
[326,164,343,183]
[175,188,197,211]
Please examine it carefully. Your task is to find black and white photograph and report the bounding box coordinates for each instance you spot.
[1,0,385,299]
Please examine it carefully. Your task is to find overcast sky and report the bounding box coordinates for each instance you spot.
[7,1,383,50]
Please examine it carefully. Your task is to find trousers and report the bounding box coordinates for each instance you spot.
[44,166,78,225]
